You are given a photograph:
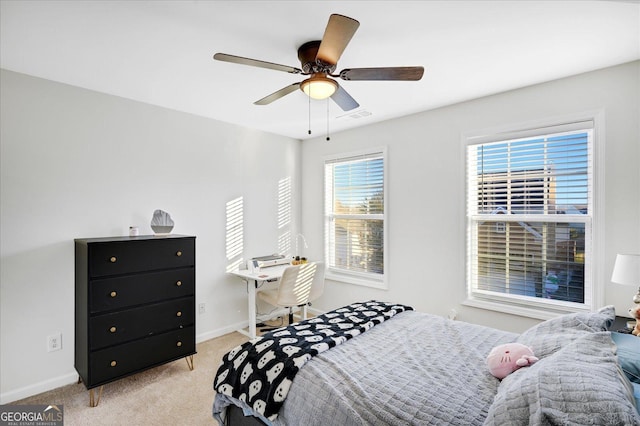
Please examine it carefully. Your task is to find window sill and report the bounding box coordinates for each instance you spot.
[326,270,388,290]
[462,295,590,321]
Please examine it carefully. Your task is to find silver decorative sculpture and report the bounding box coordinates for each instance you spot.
[150,209,174,235]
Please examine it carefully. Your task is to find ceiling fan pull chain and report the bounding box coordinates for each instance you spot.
[326,98,331,141]
[308,93,312,135]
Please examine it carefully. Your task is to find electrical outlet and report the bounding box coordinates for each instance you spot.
[47,333,62,352]
[198,303,206,314]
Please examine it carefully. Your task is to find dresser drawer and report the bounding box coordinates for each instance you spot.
[90,298,194,350]
[89,268,194,313]
[89,326,195,387]
[88,237,195,277]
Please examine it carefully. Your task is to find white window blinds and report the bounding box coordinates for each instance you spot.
[466,121,593,310]
[325,150,386,286]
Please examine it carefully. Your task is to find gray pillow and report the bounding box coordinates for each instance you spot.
[485,332,640,425]
[516,305,615,358]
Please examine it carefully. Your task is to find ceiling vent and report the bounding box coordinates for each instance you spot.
[336,109,372,120]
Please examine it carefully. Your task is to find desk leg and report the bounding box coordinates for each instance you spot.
[248,279,257,339]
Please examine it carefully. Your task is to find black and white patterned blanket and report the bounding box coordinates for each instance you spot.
[213,300,413,420]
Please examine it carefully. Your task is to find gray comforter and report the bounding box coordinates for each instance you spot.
[274,311,515,425]
[215,307,640,425]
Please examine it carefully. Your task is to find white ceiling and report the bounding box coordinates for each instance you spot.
[1,1,639,140]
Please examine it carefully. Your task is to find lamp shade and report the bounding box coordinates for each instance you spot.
[300,76,338,100]
[611,254,640,286]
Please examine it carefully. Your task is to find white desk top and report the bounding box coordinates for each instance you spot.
[229,264,289,281]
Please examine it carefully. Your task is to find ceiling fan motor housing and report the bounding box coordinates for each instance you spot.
[298,40,336,74]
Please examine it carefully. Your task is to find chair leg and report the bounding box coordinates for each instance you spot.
[288,307,294,325]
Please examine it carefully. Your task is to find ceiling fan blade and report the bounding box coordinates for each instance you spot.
[254,83,301,105]
[214,53,302,74]
[339,66,424,81]
[330,84,359,111]
[316,14,360,66]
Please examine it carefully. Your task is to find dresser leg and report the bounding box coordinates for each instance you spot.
[185,355,194,371]
[89,386,104,407]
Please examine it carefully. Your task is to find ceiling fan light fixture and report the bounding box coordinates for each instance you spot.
[300,76,338,100]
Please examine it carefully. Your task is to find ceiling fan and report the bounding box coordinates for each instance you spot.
[213,14,424,112]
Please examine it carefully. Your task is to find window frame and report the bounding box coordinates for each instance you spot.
[324,147,388,289]
[462,112,605,319]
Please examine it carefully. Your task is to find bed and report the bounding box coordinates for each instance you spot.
[213,300,640,425]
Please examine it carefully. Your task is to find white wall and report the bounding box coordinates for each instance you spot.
[2,61,638,403]
[0,70,301,402]
[301,61,640,332]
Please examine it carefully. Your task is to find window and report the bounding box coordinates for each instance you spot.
[465,119,599,317]
[324,148,387,288]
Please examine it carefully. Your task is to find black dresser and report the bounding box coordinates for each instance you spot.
[74,234,196,406]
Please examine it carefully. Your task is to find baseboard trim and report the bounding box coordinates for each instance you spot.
[3,313,327,404]
[196,320,248,343]
[195,307,325,343]
[0,371,78,405]
[307,306,323,316]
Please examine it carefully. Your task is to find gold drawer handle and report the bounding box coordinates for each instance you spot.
[109,326,117,333]
[176,280,182,287]
[110,291,117,298]
[110,256,117,263]
[176,251,183,257]
[110,360,117,367]
[176,341,182,347]
[176,311,182,317]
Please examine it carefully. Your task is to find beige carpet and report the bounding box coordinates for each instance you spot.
[13,331,249,425]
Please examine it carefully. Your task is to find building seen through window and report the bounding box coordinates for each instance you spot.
[468,129,591,307]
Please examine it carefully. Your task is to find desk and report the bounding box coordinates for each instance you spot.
[230,264,289,339]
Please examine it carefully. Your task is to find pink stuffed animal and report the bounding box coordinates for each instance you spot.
[486,343,539,379]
